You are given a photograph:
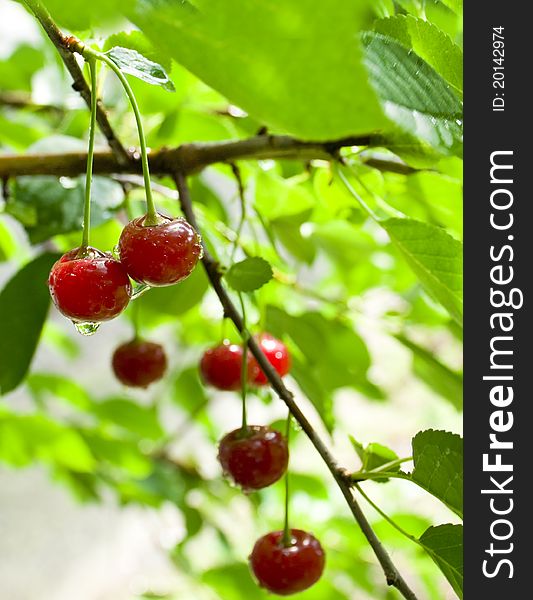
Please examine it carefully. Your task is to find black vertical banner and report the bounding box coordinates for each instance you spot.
[465,2,531,597]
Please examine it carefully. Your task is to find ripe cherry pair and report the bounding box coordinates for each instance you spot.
[48,213,202,323]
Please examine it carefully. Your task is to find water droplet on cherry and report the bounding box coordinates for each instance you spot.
[73,321,100,336]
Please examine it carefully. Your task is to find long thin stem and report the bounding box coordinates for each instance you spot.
[238,292,248,431]
[230,164,246,263]
[354,482,420,545]
[81,47,158,224]
[282,412,292,547]
[131,300,141,340]
[173,171,419,600]
[79,58,97,253]
[22,0,129,163]
[336,165,380,222]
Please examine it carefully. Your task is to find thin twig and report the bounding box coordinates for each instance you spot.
[22,0,129,164]
[173,171,419,600]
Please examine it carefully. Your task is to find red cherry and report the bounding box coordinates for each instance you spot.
[250,529,325,595]
[200,341,249,391]
[48,247,131,322]
[112,339,167,388]
[249,334,291,386]
[118,213,202,287]
[218,426,288,490]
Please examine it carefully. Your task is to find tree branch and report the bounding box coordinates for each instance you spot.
[22,0,129,164]
[0,134,417,179]
[173,171,419,600]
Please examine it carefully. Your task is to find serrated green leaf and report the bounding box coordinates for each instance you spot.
[420,524,463,598]
[225,257,273,292]
[105,46,175,91]
[103,30,172,73]
[383,218,463,326]
[130,0,388,139]
[351,437,399,472]
[363,31,463,156]
[374,15,463,92]
[350,436,400,482]
[0,253,59,395]
[410,429,463,518]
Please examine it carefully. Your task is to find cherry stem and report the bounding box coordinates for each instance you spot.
[131,299,141,340]
[238,292,249,431]
[354,482,419,545]
[230,163,246,263]
[81,46,159,225]
[79,57,97,254]
[282,412,292,547]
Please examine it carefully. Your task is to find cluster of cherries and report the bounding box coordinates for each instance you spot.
[48,216,325,595]
[202,335,326,595]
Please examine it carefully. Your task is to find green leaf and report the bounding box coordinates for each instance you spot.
[8,176,124,244]
[0,253,59,395]
[225,257,273,292]
[0,218,17,262]
[0,45,45,92]
[419,524,463,598]
[105,46,175,91]
[83,432,153,477]
[172,367,210,416]
[290,358,334,433]
[438,0,462,15]
[103,30,172,73]
[140,265,208,319]
[350,437,400,483]
[266,306,378,431]
[0,413,95,472]
[93,398,163,440]
[383,170,463,240]
[39,0,122,29]
[374,15,463,92]
[383,218,463,326]
[410,430,463,518]
[255,171,315,222]
[130,0,388,139]
[395,333,463,409]
[362,31,463,156]
[27,373,92,410]
[351,437,399,472]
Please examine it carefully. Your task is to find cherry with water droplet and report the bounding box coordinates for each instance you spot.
[112,339,167,388]
[48,247,131,322]
[218,425,288,490]
[118,213,202,287]
[200,341,250,391]
[250,529,325,595]
[249,333,291,386]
